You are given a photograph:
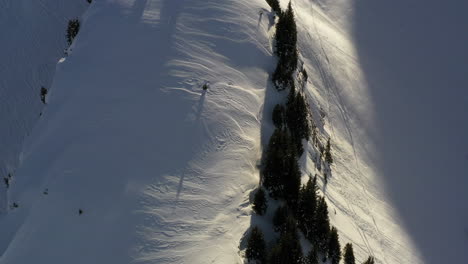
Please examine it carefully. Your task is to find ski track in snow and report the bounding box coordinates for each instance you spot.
[293,0,423,263]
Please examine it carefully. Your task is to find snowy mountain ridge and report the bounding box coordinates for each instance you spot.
[2,0,468,263]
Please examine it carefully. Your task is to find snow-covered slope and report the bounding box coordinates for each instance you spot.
[1,0,273,263]
[351,1,468,263]
[0,0,87,208]
[293,0,468,263]
[290,0,422,263]
[2,0,466,263]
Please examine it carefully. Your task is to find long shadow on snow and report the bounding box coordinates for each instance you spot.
[238,9,286,250]
[239,73,283,252]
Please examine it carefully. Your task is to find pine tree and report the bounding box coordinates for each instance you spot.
[328,227,341,264]
[273,205,289,233]
[295,92,311,140]
[275,2,297,63]
[265,0,281,14]
[285,87,310,155]
[283,146,301,210]
[362,256,375,264]
[272,104,285,129]
[298,175,318,241]
[282,215,298,235]
[272,58,295,90]
[314,197,330,255]
[272,2,298,90]
[305,247,318,264]
[268,229,303,264]
[325,137,333,165]
[246,226,267,263]
[343,243,356,264]
[262,128,297,199]
[253,188,268,215]
[40,87,47,104]
[262,129,287,197]
[3,177,10,189]
[66,19,80,46]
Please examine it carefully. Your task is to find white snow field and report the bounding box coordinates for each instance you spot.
[1,0,467,263]
[350,0,468,263]
[1,0,273,263]
[0,0,88,209]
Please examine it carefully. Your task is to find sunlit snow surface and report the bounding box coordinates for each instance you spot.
[1,0,467,263]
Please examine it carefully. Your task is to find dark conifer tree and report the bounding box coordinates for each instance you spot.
[246,226,267,263]
[362,256,375,264]
[40,87,47,104]
[328,227,341,264]
[3,178,8,188]
[276,2,297,65]
[253,188,268,215]
[285,86,310,155]
[283,146,301,210]
[343,243,356,264]
[295,92,311,140]
[325,137,333,165]
[273,59,295,90]
[282,215,298,235]
[262,128,297,199]
[306,247,319,264]
[272,2,298,90]
[314,197,330,255]
[262,129,287,197]
[265,0,281,14]
[66,19,80,46]
[273,205,289,233]
[272,104,285,129]
[298,175,318,240]
[268,228,303,264]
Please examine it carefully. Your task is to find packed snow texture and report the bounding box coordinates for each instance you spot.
[0,0,87,209]
[1,0,467,263]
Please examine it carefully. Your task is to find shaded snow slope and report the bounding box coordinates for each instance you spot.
[289,0,422,263]
[0,0,87,193]
[291,0,468,263]
[352,0,468,263]
[0,0,274,263]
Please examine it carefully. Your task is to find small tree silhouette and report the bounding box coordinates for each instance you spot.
[66,19,80,46]
[246,226,266,263]
[253,188,268,215]
[40,87,47,104]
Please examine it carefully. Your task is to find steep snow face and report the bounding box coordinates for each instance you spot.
[0,0,274,263]
[290,0,423,263]
[292,0,468,263]
[3,0,463,263]
[0,0,87,208]
[352,1,468,263]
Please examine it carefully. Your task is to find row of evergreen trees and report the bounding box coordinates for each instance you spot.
[245,1,375,264]
[247,210,364,264]
[247,215,372,264]
[272,2,298,91]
